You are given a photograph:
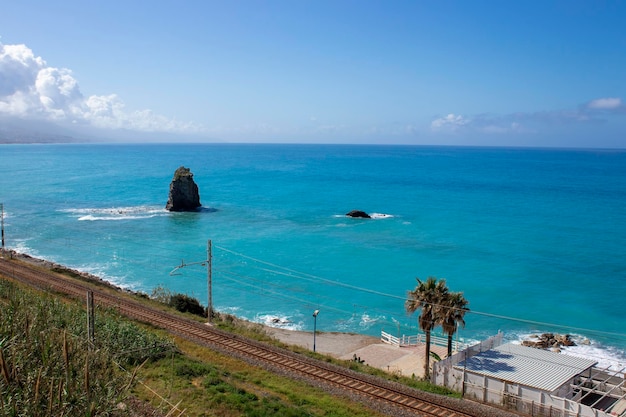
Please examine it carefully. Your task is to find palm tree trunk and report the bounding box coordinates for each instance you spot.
[424,330,431,379]
[447,333,453,358]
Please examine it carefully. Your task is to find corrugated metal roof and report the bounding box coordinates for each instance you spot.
[454,343,597,392]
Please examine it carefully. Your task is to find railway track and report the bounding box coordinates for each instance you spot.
[0,254,507,417]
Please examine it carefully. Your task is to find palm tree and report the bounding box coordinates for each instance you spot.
[439,291,469,358]
[405,276,449,379]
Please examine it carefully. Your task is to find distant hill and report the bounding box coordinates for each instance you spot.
[0,129,83,144]
[0,117,89,144]
[0,117,218,144]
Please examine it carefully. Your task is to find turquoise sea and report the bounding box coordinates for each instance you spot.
[1,144,625,368]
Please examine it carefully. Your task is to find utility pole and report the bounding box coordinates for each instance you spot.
[170,239,213,324]
[87,290,95,348]
[312,310,320,352]
[207,239,212,323]
[1,203,5,249]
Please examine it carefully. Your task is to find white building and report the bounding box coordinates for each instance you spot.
[432,337,626,416]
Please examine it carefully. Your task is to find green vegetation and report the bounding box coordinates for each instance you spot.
[146,287,462,399]
[169,293,206,317]
[172,166,192,181]
[135,336,389,417]
[406,277,469,378]
[0,279,173,416]
[150,285,206,318]
[0,265,461,417]
[0,279,393,417]
[440,291,469,357]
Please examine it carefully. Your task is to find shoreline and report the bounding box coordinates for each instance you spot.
[0,249,443,377]
[3,249,625,373]
[0,249,383,357]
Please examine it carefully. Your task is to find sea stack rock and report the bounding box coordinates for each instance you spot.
[346,210,371,219]
[165,166,201,212]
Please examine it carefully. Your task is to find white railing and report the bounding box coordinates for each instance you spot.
[381,330,465,352]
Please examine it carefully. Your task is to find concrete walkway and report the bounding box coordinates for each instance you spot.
[340,342,448,378]
[266,327,448,378]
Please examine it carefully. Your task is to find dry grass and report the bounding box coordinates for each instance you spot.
[133,335,387,417]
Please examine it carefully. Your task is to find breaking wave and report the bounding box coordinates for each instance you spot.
[333,212,394,219]
[370,213,393,219]
[510,332,626,372]
[254,313,304,331]
[61,206,168,221]
[334,312,386,332]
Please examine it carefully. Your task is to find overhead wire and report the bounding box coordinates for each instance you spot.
[212,262,408,329]
[8,226,626,342]
[213,245,626,341]
[215,244,405,300]
[217,271,354,317]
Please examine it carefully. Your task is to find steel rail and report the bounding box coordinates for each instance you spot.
[0,256,492,417]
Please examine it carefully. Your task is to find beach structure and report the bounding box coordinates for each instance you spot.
[380,329,467,352]
[432,335,626,417]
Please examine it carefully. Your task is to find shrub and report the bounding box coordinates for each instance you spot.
[150,285,173,304]
[175,361,216,378]
[169,293,206,317]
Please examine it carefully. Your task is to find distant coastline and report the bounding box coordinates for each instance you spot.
[0,137,85,144]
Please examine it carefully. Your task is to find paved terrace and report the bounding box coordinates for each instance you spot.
[267,328,450,378]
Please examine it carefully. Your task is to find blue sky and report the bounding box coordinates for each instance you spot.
[1,1,625,147]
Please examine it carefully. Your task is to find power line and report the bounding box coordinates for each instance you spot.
[215,244,405,299]
[7,228,626,342]
[213,245,626,341]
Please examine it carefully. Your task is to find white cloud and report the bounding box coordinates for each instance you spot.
[587,97,622,110]
[35,67,83,119]
[431,113,470,130]
[0,43,44,96]
[0,41,202,133]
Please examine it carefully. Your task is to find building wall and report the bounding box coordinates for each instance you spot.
[431,335,613,417]
[434,364,610,417]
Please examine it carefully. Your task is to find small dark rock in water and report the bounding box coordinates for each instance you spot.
[165,166,201,212]
[346,210,371,219]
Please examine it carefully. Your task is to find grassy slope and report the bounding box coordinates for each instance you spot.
[0,257,459,416]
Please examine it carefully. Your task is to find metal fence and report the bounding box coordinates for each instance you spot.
[380,330,466,352]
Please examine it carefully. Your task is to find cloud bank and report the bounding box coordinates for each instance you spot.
[587,97,622,110]
[431,97,625,136]
[0,42,201,133]
[2,40,623,145]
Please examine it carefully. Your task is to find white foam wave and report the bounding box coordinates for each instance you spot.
[333,213,394,219]
[219,306,242,315]
[561,342,626,371]
[8,240,34,255]
[254,313,304,331]
[73,263,136,290]
[359,313,386,329]
[334,313,386,332]
[511,332,626,372]
[61,206,167,221]
[77,214,155,221]
[370,213,393,219]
